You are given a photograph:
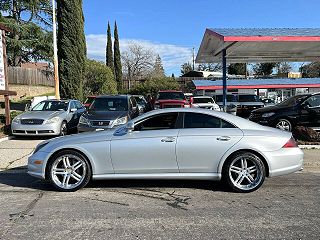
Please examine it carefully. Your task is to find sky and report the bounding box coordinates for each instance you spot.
[83,0,320,76]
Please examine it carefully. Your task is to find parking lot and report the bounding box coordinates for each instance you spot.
[0,137,319,239]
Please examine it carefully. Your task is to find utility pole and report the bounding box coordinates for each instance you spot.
[52,0,60,99]
[192,47,195,70]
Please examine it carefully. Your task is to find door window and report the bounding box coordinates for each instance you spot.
[184,113,235,128]
[135,113,179,131]
[69,101,76,111]
[305,95,320,108]
[75,101,83,109]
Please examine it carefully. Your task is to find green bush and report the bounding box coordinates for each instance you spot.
[84,59,118,96]
[0,111,23,124]
[129,77,180,96]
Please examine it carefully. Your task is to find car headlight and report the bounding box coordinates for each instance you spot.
[262,112,275,118]
[114,116,128,126]
[33,142,49,154]
[43,116,60,124]
[79,115,90,125]
[154,104,160,109]
[12,117,21,124]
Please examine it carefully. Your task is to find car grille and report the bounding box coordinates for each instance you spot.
[162,104,183,108]
[90,120,110,127]
[249,113,261,120]
[21,119,44,125]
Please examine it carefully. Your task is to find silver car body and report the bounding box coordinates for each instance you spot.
[28,108,303,181]
[12,100,85,136]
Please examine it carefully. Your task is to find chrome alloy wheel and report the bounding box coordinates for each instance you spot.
[51,154,86,190]
[276,119,292,132]
[60,122,68,136]
[228,154,263,191]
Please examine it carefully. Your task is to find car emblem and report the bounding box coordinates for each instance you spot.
[98,121,104,126]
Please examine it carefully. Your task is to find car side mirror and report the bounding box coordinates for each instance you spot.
[126,122,135,132]
[70,108,77,113]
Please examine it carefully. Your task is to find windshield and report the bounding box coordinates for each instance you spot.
[238,95,260,102]
[90,98,128,111]
[32,101,69,111]
[157,92,185,100]
[215,95,238,102]
[193,97,214,104]
[277,94,309,107]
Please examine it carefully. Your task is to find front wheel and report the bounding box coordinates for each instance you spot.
[47,150,91,191]
[275,119,292,132]
[223,152,266,193]
[59,121,68,136]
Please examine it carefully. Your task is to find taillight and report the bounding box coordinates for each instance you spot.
[282,137,298,148]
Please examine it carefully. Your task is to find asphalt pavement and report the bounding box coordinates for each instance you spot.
[0,137,319,239]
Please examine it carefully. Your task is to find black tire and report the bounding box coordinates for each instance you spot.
[222,151,266,193]
[59,121,68,136]
[47,150,92,192]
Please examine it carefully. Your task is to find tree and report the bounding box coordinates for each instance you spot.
[129,77,180,96]
[275,62,292,76]
[181,62,192,75]
[228,63,247,75]
[0,0,53,66]
[152,54,165,78]
[84,59,117,95]
[57,0,86,100]
[197,63,221,72]
[300,62,320,78]
[252,63,277,76]
[106,21,114,72]
[113,21,122,91]
[122,42,155,81]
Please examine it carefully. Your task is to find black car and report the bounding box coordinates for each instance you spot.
[249,93,320,131]
[78,95,139,132]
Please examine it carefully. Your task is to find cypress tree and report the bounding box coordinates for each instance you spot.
[106,22,114,72]
[57,0,86,100]
[114,21,122,91]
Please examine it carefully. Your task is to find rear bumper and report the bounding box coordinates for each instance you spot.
[264,147,304,177]
[11,122,61,136]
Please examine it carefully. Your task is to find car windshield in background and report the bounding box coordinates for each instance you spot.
[158,92,185,100]
[277,94,309,107]
[238,95,260,102]
[215,95,238,102]
[32,101,68,111]
[193,97,214,104]
[90,98,128,111]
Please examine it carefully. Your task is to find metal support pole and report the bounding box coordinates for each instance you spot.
[222,49,227,112]
[52,0,60,100]
[2,30,10,125]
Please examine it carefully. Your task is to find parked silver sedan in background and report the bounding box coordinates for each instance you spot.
[28,108,303,193]
[12,99,86,136]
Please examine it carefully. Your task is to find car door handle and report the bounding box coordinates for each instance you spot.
[216,136,231,141]
[161,137,176,142]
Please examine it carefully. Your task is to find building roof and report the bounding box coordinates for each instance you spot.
[192,78,320,90]
[196,28,320,63]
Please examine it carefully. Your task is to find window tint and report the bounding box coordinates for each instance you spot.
[135,113,178,131]
[184,113,235,128]
[75,101,83,109]
[130,97,137,108]
[304,95,320,107]
[70,101,76,110]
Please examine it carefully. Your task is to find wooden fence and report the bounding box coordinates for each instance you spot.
[8,67,54,86]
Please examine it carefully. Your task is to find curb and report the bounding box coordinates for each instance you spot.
[0,136,13,143]
[299,145,320,149]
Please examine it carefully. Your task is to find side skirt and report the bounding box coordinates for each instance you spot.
[92,173,222,181]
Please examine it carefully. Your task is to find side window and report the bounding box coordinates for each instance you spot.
[131,97,137,108]
[75,101,83,109]
[69,101,76,110]
[305,95,320,108]
[135,113,179,131]
[184,113,235,128]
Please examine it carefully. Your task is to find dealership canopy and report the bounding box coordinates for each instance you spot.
[195,28,320,110]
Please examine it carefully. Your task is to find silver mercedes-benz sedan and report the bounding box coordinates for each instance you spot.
[12,99,86,136]
[28,108,304,193]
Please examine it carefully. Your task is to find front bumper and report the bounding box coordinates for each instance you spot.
[27,150,50,179]
[264,147,304,177]
[11,122,61,136]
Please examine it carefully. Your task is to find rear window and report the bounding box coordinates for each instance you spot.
[215,95,238,102]
[157,92,185,100]
[193,97,214,104]
[238,95,260,102]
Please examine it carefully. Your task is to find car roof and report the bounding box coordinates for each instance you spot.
[96,95,130,99]
[158,90,183,93]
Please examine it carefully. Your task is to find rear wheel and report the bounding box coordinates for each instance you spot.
[47,150,91,191]
[275,119,292,132]
[223,151,266,193]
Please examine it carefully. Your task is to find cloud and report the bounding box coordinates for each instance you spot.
[86,34,193,74]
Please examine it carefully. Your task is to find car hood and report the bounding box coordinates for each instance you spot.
[18,111,65,119]
[157,99,188,104]
[84,110,128,120]
[252,104,290,113]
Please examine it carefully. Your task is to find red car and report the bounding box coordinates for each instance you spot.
[154,90,190,109]
[83,96,96,108]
